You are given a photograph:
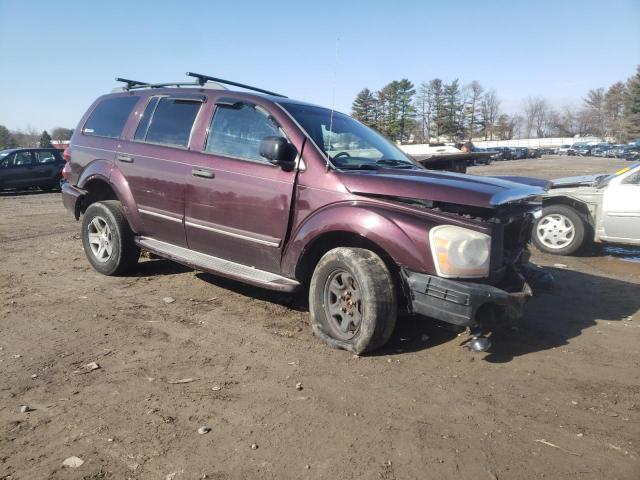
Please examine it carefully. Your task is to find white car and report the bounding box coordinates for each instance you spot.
[533,163,640,255]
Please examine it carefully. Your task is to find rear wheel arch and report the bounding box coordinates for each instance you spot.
[80,177,119,214]
[77,168,142,233]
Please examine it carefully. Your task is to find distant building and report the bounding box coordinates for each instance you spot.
[51,140,70,151]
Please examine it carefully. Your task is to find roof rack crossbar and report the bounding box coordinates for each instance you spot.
[115,77,149,90]
[186,72,287,98]
[126,81,201,90]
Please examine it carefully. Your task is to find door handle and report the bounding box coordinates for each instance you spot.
[117,154,134,163]
[192,168,215,179]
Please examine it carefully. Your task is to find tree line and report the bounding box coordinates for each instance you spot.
[0,126,74,150]
[351,65,640,144]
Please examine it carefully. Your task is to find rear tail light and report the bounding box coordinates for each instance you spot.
[62,161,72,180]
[63,148,71,162]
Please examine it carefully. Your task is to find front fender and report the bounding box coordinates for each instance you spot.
[281,203,437,278]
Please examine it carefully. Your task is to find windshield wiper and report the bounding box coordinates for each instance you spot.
[338,164,380,171]
[376,159,415,169]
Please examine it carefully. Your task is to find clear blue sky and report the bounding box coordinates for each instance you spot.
[1,0,638,132]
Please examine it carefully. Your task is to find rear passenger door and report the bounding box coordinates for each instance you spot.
[33,150,64,186]
[116,94,205,247]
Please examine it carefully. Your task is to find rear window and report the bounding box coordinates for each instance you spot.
[83,96,140,139]
[135,97,201,148]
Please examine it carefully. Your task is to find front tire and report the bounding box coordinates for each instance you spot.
[532,205,587,255]
[81,200,140,275]
[309,247,397,354]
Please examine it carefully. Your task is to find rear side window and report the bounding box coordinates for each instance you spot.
[83,96,140,138]
[135,97,201,148]
[35,151,60,163]
[205,104,281,161]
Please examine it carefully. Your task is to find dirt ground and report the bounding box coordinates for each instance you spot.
[1,156,638,480]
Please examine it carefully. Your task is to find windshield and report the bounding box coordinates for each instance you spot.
[280,103,418,170]
[596,163,640,187]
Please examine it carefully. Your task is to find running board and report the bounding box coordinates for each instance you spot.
[136,237,300,292]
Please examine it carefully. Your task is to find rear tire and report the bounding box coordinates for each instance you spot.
[81,200,140,275]
[532,204,587,255]
[309,247,397,354]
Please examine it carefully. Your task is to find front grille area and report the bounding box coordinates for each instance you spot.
[489,213,533,280]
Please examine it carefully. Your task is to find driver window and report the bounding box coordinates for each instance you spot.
[205,104,283,162]
[14,152,33,166]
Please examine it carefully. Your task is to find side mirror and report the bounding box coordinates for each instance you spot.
[259,136,296,171]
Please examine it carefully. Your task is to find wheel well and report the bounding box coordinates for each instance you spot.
[294,231,409,309]
[544,196,593,227]
[80,179,119,215]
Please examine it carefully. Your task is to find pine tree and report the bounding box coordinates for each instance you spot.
[396,79,416,143]
[623,66,640,140]
[351,88,377,128]
[442,80,464,141]
[39,130,53,148]
[0,125,17,149]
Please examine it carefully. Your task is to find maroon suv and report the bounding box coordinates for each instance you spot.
[61,72,546,354]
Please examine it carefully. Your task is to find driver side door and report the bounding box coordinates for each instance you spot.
[0,151,35,189]
[184,100,297,272]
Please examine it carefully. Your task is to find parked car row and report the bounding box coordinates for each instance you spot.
[478,147,549,161]
[564,142,639,160]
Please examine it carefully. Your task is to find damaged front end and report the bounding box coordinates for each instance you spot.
[401,193,551,351]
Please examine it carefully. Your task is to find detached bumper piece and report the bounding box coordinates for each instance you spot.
[402,268,532,328]
[61,182,86,219]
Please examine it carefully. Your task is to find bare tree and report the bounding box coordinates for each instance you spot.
[534,99,550,137]
[464,81,484,140]
[479,89,500,140]
[522,97,545,138]
[583,88,606,136]
[414,82,432,143]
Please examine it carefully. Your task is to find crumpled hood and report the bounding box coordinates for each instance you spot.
[551,174,603,187]
[339,169,546,209]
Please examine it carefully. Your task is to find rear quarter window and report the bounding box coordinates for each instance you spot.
[83,96,140,139]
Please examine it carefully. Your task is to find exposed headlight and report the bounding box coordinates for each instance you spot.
[429,225,491,278]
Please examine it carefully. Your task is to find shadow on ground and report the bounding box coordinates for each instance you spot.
[484,266,639,363]
[133,259,639,362]
[0,188,58,197]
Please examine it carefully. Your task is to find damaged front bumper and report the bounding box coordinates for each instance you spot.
[402,268,533,328]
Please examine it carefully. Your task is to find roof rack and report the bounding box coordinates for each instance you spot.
[115,77,149,90]
[113,73,286,98]
[186,72,287,98]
